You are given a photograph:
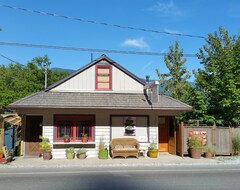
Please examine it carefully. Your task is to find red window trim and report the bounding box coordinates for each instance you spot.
[96,65,112,90]
[54,115,95,142]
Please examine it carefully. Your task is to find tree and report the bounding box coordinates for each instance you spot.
[196,27,240,126]
[156,41,191,103]
[0,55,70,108]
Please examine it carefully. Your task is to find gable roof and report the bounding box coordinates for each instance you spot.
[8,54,192,112]
[8,91,192,111]
[45,54,146,92]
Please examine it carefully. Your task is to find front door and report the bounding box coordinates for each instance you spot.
[25,116,43,157]
[158,117,169,152]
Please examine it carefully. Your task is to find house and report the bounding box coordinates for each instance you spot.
[8,54,192,158]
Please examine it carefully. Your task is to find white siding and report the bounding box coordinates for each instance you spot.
[51,66,95,92]
[112,66,143,93]
[50,61,143,93]
[19,109,159,158]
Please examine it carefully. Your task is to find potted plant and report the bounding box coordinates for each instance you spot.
[63,135,71,143]
[205,146,216,158]
[66,147,75,159]
[76,148,87,159]
[124,117,135,135]
[188,135,203,159]
[98,136,108,159]
[0,149,4,159]
[148,140,158,158]
[81,133,88,143]
[39,136,52,160]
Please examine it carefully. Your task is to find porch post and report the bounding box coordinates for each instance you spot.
[0,116,4,148]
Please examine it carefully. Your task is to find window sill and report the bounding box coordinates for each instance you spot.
[53,142,96,149]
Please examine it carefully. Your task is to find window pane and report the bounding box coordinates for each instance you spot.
[98,82,109,88]
[76,119,92,139]
[57,119,73,138]
[98,75,109,82]
[98,67,110,74]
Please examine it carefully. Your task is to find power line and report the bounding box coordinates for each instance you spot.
[0,53,18,63]
[0,41,200,58]
[0,4,206,40]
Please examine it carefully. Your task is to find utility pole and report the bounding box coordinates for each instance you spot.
[44,63,48,89]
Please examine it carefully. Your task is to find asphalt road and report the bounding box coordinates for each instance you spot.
[1,165,240,190]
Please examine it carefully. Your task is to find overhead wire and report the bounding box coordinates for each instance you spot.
[0,41,200,58]
[0,53,18,63]
[0,4,206,40]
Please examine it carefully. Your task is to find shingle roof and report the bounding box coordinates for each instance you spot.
[8,91,192,111]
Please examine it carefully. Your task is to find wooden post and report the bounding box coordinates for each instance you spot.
[180,122,184,157]
[229,126,233,155]
[212,122,216,145]
[0,116,4,149]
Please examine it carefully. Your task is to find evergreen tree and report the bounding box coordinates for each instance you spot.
[156,40,191,103]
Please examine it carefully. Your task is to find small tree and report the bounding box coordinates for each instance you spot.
[156,41,191,103]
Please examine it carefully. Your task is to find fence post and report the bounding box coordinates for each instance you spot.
[229,127,233,155]
[212,122,216,145]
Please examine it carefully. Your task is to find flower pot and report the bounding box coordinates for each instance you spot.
[82,137,88,143]
[98,149,108,159]
[77,153,87,159]
[205,152,215,159]
[66,153,75,159]
[190,148,202,159]
[0,153,4,159]
[64,138,71,143]
[148,149,158,158]
[42,151,52,160]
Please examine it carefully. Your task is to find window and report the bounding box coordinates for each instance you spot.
[96,65,111,90]
[55,115,94,142]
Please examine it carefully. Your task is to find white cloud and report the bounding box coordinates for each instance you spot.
[121,37,149,49]
[147,1,183,17]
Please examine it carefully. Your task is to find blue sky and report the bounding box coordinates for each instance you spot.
[0,0,239,82]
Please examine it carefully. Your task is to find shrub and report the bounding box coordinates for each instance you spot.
[232,134,240,155]
[188,135,203,149]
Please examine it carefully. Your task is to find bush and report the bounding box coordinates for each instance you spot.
[232,134,240,155]
[188,135,203,149]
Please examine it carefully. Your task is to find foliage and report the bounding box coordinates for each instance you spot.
[196,26,240,126]
[65,147,75,154]
[39,136,52,152]
[149,139,157,150]
[76,148,87,155]
[81,133,88,138]
[156,41,191,121]
[99,136,107,151]
[232,134,240,155]
[205,145,216,153]
[156,40,191,103]
[188,135,203,149]
[0,55,70,109]
[0,148,3,154]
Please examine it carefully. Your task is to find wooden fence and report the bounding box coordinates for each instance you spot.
[177,122,240,157]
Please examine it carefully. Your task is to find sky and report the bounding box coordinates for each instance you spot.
[0,0,239,82]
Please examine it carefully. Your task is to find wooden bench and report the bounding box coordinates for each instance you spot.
[2,146,13,163]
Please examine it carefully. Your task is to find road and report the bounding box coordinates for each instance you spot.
[0,165,240,190]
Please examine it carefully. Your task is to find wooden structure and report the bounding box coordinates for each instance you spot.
[177,122,238,156]
[0,113,22,151]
